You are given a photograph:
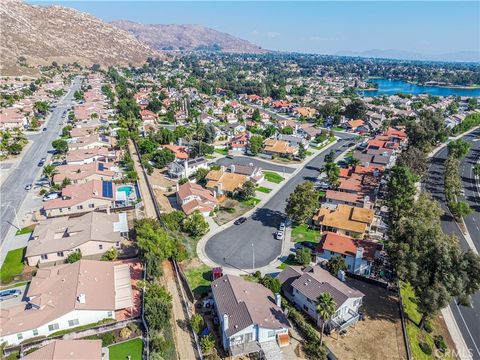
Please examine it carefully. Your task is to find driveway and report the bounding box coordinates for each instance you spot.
[0,77,81,247]
[425,133,480,359]
[204,133,355,270]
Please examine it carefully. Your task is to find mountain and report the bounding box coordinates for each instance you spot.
[0,0,158,72]
[111,20,266,53]
[335,49,480,63]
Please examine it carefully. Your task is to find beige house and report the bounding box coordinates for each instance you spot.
[176,182,218,216]
[205,170,248,196]
[23,340,103,360]
[0,260,133,346]
[26,212,128,266]
[52,162,120,185]
[313,204,374,238]
[42,180,116,217]
[68,134,117,151]
[263,138,298,157]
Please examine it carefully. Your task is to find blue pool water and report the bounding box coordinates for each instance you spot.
[359,79,480,97]
[117,186,133,197]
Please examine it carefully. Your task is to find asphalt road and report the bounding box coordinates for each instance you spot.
[425,131,480,360]
[215,156,296,174]
[0,77,81,245]
[205,133,355,271]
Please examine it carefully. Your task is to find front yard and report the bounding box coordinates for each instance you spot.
[213,198,254,226]
[214,147,229,156]
[263,171,285,184]
[256,186,272,194]
[291,224,321,244]
[0,247,25,284]
[108,338,143,360]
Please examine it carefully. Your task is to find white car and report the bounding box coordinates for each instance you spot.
[43,193,59,201]
[279,222,286,231]
[276,231,285,240]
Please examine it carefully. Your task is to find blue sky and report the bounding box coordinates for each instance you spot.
[30,1,480,56]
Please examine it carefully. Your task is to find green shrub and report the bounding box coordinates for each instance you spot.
[419,342,432,355]
[66,251,82,263]
[424,321,433,333]
[434,335,447,353]
[101,332,115,347]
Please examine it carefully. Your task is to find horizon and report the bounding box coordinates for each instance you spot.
[29,1,480,62]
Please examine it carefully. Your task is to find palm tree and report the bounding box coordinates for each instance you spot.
[43,164,58,186]
[324,162,340,186]
[348,157,361,167]
[316,292,337,345]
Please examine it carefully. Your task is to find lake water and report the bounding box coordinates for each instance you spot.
[359,79,480,97]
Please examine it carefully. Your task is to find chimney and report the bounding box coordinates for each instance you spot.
[275,293,281,307]
[337,269,346,282]
[176,182,180,192]
[77,293,86,304]
[230,164,235,173]
[184,159,188,178]
[223,314,229,333]
[354,247,364,274]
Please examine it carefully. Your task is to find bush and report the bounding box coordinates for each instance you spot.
[101,247,118,261]
[419,342,432,355]
[434,335,447,353]
[66,251,82,263]
[190,313,204,334]
[100,332,115,347]
[424,321,433,333]
[119,327,132,339]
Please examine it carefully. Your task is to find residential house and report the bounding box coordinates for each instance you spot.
[23,340,103,360]
[42,180,117,217]
[0,260,133,346]
[161,144,189,160]
[315,232,382,276]
[211,275,290,357]
[52,162,120,185]
[313,204,374,238]
[168,157,208,179]
[346,119,365,132]
[68,134,116,151]
[278,265,364,332]
[293,107,317,118]
[263,139,298,157]
[228,132,249,153]
[225,163,264,184]
[176,182,218,216]
[205,170,248,196]
[65,147,119,165]
[26,212,128,266]
[0,108,27,130]
[277,134,307,148]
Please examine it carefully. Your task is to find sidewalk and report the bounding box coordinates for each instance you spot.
[196,137,340,275]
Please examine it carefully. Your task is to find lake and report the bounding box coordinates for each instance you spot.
[359,78,480,97]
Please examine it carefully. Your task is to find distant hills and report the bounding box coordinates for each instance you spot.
[111,20,266,53]
[0,0,158,72]
[336,49,480,63]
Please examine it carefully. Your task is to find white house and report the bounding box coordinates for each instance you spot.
[0,260,133,346]
[211,275,290,357]
[278,265,364,332]
[167,157,208,179]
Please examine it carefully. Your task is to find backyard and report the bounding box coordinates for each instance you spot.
[108,338,143,360]
[263,171,285,184]
[0,247,25,284]
[183,260,212,298]
[291,224,321,244]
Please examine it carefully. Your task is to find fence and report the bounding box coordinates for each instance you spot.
[397,281,413,360]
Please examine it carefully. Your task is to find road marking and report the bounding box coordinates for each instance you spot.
[454,302,480,358]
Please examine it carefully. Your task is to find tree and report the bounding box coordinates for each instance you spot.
[248,135,264,155]
[182,211,209,237]
[303,340,328,360]
[138,138,157,155]
[190,142,214,158]
[296,248,312,266]
[30,117,40,129]
[260,274,281,294]
[52,139,68,154]
[449,201,473,218]
[193,167,210,184]
[285,181,319,224]
[397,146,428,178]
[43,164,58,185]
[316,293,337,345]
[204,123,216,144]
[344,99,367,119]
[447,139,471,160]
[61,125,72,138]
[387,166,418,223]
[66,251,82,263]
[190,313,204,334]
[151,149,175,168]
[200,334,216,355]
[280,126,294,135]
[474,164,480,177]
[252,108,261,122]
[324,162,340,186]
[8,143,22,155]
[61,177,71,188]
[145,283,172,331]
[326,256,347,276]
[101,247,118,261]
[298,143,307,160]
[237,180,256,201]
[34,101,49,115]
[73,90,84,101]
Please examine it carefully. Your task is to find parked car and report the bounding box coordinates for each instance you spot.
[0,289,21,302]
[37,161,44,167]
[43,192,60,201]
[315,181,330,190]
[234,217,247,225]
[279,222,286,231]
[297,241,316,250]
[276,231,284,240]
[25,184,32,190]
[42,128,47,132]
[226,154,234,159]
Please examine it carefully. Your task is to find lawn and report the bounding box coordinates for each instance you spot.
[291,224,321,244]
[109,338,143,360]
[0,247,25,284]
[256,186,272,194]
[400,282,453,360]
[242,197,261,206]
[277,256,299,270]
[263,171,284,184]
[15,226,33,236]
[185,264,212,298]
[214,147,229,156]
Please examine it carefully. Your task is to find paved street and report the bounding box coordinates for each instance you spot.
[215,156,296,174]
[205,133,355,271]
[0,77,81,246]
[425,131,480,360]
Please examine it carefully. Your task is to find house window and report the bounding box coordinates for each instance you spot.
[48,323,59,331]
[99,244,103,250]
[116,242,120,247]
[107,311,113,317]
[17,333,23,340]
[303,305,308,312]
[57,251,64,257]
[77,205,83,210]
[41,254,48,260]
[89,204,95,208]
[68,319,79,327]
[68,207,71,211]
[59,208,63,213]
[32,329,38,336]
[268,330,275,338]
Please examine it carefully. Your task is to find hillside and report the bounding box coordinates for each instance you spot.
[112,20,266,53]
[0,0,158,72]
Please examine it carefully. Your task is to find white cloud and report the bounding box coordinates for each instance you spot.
[251,30,259,36]
[266,31,280,39]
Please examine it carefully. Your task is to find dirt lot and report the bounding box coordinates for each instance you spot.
[148,168,176,190]
[214,198,253,225]
[325,278,408,360]
[153,188,175,213]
